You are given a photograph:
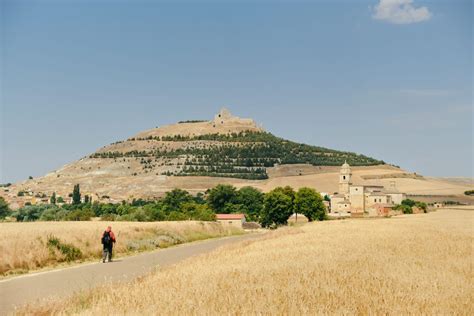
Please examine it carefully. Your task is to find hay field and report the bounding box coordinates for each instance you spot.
[23,208,473,315]
[0,221,242,276]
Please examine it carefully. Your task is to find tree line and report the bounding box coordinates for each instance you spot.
[0,184,326,227]
[91,131,384,179]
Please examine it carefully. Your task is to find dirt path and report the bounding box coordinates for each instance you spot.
[0,233,262,315]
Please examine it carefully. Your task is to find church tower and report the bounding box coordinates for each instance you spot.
[339,161,352,194]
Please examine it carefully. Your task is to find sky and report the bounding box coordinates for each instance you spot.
[0,0,472,183]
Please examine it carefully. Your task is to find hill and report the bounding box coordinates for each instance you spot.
[1,109,472,207]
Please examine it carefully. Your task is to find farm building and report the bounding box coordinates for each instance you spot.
[216,213,246,228]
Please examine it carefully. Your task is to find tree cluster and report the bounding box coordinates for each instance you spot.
[6,183,327,228]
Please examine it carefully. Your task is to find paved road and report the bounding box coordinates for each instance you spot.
[0,233,262,315]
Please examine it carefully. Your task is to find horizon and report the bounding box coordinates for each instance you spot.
[1,0,473,183]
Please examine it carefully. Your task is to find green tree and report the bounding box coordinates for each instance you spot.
[50,192,56,205]
[294,187,326,222]
[260,189,293,227]
[0,197,11,219]
[143,203,166,221]
[181,202,216,221]
[163,188,193,211]
[401,199,416,207]
[57,196,65,203]
[274,186,296,202]
[415,201,427,213]
[236,186,264,221]
[206,184,238,212]
[72,184,81,205]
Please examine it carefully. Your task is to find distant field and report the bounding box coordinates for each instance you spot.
[22,208,473,315]
[0,221,242,276]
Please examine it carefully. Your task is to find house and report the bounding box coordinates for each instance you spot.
[216,213,246,228]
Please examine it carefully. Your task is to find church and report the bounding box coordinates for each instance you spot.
[330,162,406,217]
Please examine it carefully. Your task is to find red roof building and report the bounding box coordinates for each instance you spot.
[215,213,246,220]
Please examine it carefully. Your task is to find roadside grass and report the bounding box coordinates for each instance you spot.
[0,221,243,277]
[18,208,473,315]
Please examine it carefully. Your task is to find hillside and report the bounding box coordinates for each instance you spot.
[2,109,472,208]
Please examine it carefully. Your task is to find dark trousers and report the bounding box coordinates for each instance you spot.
[102,245,113,262]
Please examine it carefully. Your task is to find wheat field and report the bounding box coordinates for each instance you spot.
[0,221,242,276]
[21,208,473,315]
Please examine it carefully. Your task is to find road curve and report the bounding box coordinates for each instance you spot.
[0,233,262,315]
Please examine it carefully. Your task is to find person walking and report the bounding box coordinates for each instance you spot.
[101,226,116,263]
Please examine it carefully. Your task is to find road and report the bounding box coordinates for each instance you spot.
[0,233,262,315]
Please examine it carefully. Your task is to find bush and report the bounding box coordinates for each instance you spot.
[181,203,216,221]
[0,197,11,219]
[101,213,117,221]
[13,205,51,221]
[65,209,94,221]
[415,201,428,213]
[401,199,416,207]
[464,190,474,196]
[394,204,413,214]
[167,211,188,221]
[47,235,82,261]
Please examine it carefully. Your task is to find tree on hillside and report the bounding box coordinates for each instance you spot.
[294,187,326,222]
[260,189,293,227]
[206,184,238,212]
[0,197,11,219]
[236,186,264,221]
[50,192,56,205]
[72,184,81,205]
[163,188,193,211]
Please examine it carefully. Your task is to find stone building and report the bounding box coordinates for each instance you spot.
[330,162,406,217]
[211,108,261,129]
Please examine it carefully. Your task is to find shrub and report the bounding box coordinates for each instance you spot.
[65,209,94,221]
[167,211,188,221]
[394,204,413,214]
[401,199,416,207]
[47,235,82,262]
[415,201,428,213]
[13,205,51,221]
[0,197,11,219]
[464,190,474,196]
[181,203,216,221]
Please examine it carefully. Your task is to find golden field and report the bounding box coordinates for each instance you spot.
[22,208,473,315]
[0,221,242,276]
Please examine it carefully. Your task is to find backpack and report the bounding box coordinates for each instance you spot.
[102,231,111,246]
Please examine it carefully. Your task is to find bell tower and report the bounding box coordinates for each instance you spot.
[339,161,352,194]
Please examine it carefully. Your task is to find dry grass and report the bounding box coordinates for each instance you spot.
[19,208,473,315]
[0,221,243,276]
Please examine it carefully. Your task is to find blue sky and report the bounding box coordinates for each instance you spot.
[1,0,472,182]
